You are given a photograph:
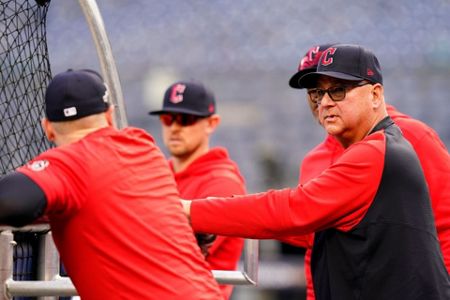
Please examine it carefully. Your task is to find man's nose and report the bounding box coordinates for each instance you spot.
[169,121,182,130]
[320,92,335,107]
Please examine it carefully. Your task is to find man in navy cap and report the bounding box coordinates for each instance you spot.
[0,69,223,299]
[150,80,246,299]
[285,43,450,300]
[182,45,450,299]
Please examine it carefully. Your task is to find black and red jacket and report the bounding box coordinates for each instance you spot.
[191,117,450,299]
[298,105,450,300]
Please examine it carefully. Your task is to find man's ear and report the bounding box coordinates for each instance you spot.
[371,83,384,109]
[105,105,115,127]
[41,118,55,142]
[206,114,221,134]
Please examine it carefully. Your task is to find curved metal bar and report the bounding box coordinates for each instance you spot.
[6,277,76,297]
[0,224,50,232]
[243,239,259,285]
[77,0,128,128]
[4,239,258,297]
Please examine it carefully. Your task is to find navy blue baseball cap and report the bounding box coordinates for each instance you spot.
[45,69,110,122]
[149,81,216,116]
[298,44,383,88]
[289,43,335,89]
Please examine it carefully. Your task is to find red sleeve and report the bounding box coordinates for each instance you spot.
[17,150,84,218]
[191,134,385,238]
[277,234,314,248]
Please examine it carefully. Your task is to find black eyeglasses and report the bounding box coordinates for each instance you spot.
[159,113,205,126]
[307,81,372,105]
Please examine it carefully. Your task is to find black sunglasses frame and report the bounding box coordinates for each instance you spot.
[307,81,372,105]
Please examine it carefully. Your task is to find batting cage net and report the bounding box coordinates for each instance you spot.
[1,0,52,174]
[1,1,52,298]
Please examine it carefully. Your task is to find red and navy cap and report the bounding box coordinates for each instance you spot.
[149,81,216,117]
[298,44,383,88]
[45,69,110,122]
[289,43,335,89]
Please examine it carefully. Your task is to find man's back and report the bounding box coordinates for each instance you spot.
[18,127,223,300]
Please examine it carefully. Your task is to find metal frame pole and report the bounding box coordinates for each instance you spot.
[0,231,14,300]
[77,0,128,129]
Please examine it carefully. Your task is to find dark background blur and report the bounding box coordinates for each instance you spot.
[45,1,450,299]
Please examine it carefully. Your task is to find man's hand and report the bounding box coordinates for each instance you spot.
[195,233,216,257]
[180,199,215,257]
[180,199,191,220]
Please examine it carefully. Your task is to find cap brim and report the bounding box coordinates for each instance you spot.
[148,107,211,116]
[288,68,316,89]
[299,71,363,88]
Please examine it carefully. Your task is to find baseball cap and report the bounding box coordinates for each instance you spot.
[45,69,110,122]
[149,81,216,116]
[289,43,335,89]
[298,44,383,88]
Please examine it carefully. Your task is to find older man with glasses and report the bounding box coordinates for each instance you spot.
[149,80,246,300]
[182,44,450,300]
[286,43,450,300]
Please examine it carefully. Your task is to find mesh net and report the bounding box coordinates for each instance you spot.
[1,0,52,175]
[1,1,52,298]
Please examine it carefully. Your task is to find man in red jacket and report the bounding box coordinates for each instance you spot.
[150,80,246,299]
[183,44,450,299]
[288,44,450,300]
[0,69,223,299]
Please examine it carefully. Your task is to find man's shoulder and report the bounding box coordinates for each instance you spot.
[393,116,441,143]
[387,105,443,145]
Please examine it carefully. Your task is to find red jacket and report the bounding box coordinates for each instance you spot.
[170,147,246,299]
[18,127,223,300]
[298,105,450,300]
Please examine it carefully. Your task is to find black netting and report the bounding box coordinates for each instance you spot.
[1,1,52,299]
[1,0,52,175]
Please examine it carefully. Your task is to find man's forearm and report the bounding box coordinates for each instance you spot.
[0,172,47,227]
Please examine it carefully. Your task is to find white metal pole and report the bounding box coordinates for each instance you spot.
[77,0,128,129]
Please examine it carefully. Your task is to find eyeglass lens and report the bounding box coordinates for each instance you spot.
[307,81,371,104]
[308,86,346,103]
[159,114,202,126]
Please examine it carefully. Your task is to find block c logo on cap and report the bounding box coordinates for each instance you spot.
[300,46,321,70]
[169,83,186,104]
[321,47,337,66]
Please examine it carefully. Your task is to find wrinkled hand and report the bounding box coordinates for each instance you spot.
[180,199,191,220]
[195,233,216,257]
